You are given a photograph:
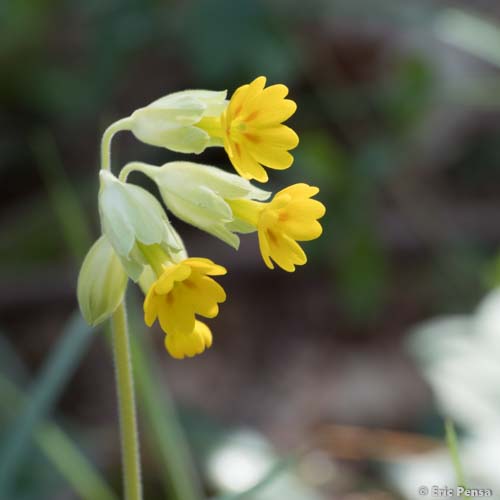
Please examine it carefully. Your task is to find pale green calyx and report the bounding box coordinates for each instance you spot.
[128,89,227,154]
[138,265,156,296]
[77,235,128,326]
[120,161,271,249]
[98,169,186,280]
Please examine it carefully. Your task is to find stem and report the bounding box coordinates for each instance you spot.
[111,301,143,500]
[444,418,469,500]
[119,161,155,182]
[101,118,133,172]
[132,331,203,500]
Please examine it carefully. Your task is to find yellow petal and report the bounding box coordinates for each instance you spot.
[154,263,191,294]
[176,279,220,318]
[243,76,266,102]
[246,99,297,127]
[164,321,212,359]
[157,291,195,336]
[258,225,307,272]
[257,228,274,269]
[256,83,289,101]
[272,233,307,272]
[165,332,202,359]
[247,145,294,171]
[277,183,319,200]
[143,287,160,326]
[195,321,213,348]
[230,143,269,182]
[195,275,227,302]
[285,199,326,220]
[242,83,295,123]
[226,84,249,122]
[281,218,323,242]
[282,233,307,262]
[184,257,227,276]
[164,334,184,359]
[254,125,299,150]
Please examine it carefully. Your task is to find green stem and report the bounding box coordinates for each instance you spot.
[131,329,203,500]
[444,418,469,500]
[101,118,133,172]
[111,301,143,500]
[118,161,155,182]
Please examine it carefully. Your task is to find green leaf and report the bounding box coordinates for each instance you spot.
[0,313,95,497]
[0,374,118,500]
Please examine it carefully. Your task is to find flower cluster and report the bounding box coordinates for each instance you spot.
[78,77,325,359]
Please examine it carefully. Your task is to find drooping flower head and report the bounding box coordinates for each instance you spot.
[198,76,299,182]
[143,257,227,359]
[228,184,325,272]
[78,77,322,361]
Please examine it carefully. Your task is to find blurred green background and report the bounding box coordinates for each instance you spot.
[2,0,500,498]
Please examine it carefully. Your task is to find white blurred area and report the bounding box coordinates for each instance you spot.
[387,288,500,499]
[207,430,327,499]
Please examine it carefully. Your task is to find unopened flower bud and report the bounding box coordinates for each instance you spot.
[77,235,128,326]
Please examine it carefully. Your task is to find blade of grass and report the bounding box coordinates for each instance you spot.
[444,417,469,500]
[31,129,93,262]
[129,307,202,500]
[0,312,94,497]
[0,374,118,500]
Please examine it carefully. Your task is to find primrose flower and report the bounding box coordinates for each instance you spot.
[197,76,299,182]
[228,184,325,272]
[128,90,228,154]
[143,257,226,359]
[123,77,298,183]
[98,170,185,280]
[120,161,270,248]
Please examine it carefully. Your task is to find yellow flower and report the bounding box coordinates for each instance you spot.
[228,184,325,272]
[198,76,299,183]
[143,257,226,358]
[165,320,213,360]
